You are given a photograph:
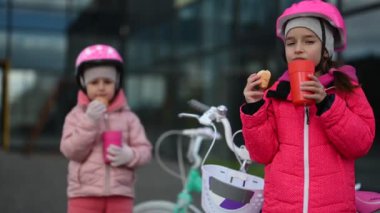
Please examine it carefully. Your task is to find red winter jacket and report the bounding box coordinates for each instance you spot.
[240,70,375,212]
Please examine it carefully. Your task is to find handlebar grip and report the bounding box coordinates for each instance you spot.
[188,99,210,112]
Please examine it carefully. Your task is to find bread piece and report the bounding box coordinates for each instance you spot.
[96,97,109,106]
[257,70,271,89]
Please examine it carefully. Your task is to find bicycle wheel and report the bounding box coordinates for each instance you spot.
[134,200,202,213]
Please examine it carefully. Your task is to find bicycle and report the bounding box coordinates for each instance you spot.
[134,100,264,213]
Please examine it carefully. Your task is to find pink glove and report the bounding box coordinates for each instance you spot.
[107,144,134,167]
[86,100,106,121]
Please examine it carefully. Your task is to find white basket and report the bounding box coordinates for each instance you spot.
[201,164,264,213]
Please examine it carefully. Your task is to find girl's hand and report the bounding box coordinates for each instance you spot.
[107,144,134,167]
[300,74,327,104]
[86,100,107,121]
[243,73,265,103]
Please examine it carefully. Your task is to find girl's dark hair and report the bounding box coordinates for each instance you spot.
[315,18,356,92]
[319,56,357,92]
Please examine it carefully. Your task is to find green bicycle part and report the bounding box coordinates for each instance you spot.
[186,169,202,192]
[173,168,202,213]
[174,191,192,213]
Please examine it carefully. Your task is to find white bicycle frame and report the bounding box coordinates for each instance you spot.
[134,99,264,213]
[134,126,217,213]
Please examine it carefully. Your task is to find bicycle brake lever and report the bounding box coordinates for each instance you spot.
[178,113,200,120]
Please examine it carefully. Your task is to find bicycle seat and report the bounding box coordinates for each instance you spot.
[201,164,264,213]
[356,191,380,213]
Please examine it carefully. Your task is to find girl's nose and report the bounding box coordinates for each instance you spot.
[98,81,106,90]
[295,42,304,54]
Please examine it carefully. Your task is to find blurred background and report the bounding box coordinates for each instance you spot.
[0,0,379,212]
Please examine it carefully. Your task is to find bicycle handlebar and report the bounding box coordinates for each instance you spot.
[183,99,251,162]
[188,99,210,112]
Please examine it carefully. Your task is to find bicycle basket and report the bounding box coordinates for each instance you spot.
[201,164,264,213]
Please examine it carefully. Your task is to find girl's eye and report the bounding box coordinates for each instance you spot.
[286,42,295,46]
[285,39,295,46]
[305,40,316,44]
[88,79,113,85]
[90,80,99,85]
[104,79,113,84]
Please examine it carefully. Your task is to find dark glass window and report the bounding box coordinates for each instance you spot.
[176,3,201,56]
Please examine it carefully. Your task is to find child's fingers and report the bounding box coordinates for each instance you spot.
[107,144,121,154]
[107,154,115,160]
[245,74,263,91]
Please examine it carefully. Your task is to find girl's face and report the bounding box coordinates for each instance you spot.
[85,73,116,102]
[285,27,322,66]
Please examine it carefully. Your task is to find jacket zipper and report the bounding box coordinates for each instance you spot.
[105,165,111,195]
[303,106,310,213]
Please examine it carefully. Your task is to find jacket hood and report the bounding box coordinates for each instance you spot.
[77,90,129,112]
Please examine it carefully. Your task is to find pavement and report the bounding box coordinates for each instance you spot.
[0,152,67,213]
[0,150,200,213]
[0,141,379,213]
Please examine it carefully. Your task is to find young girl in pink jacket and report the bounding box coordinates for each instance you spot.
[60,44,152,213]
[240,1,375,212]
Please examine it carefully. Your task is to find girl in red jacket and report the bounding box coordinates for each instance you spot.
[240,1,375,212]
[60,44,152,213]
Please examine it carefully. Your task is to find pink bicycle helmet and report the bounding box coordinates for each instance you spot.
[75,44,124,91]
[276,0,346,52]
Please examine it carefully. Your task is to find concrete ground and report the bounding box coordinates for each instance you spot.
[0,150,200,213]
[0,142,379,213]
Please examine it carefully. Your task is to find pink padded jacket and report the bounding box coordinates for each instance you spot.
[240,69,375,212]
[60,90,152,198]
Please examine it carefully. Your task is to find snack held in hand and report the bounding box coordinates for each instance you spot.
[257,70,271,89]
[96,96,109,106]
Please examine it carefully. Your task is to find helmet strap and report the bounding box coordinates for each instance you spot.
[115,72,120,89]
[316,18,329,74]
[80,76,86,89]
[78,75,87,93]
